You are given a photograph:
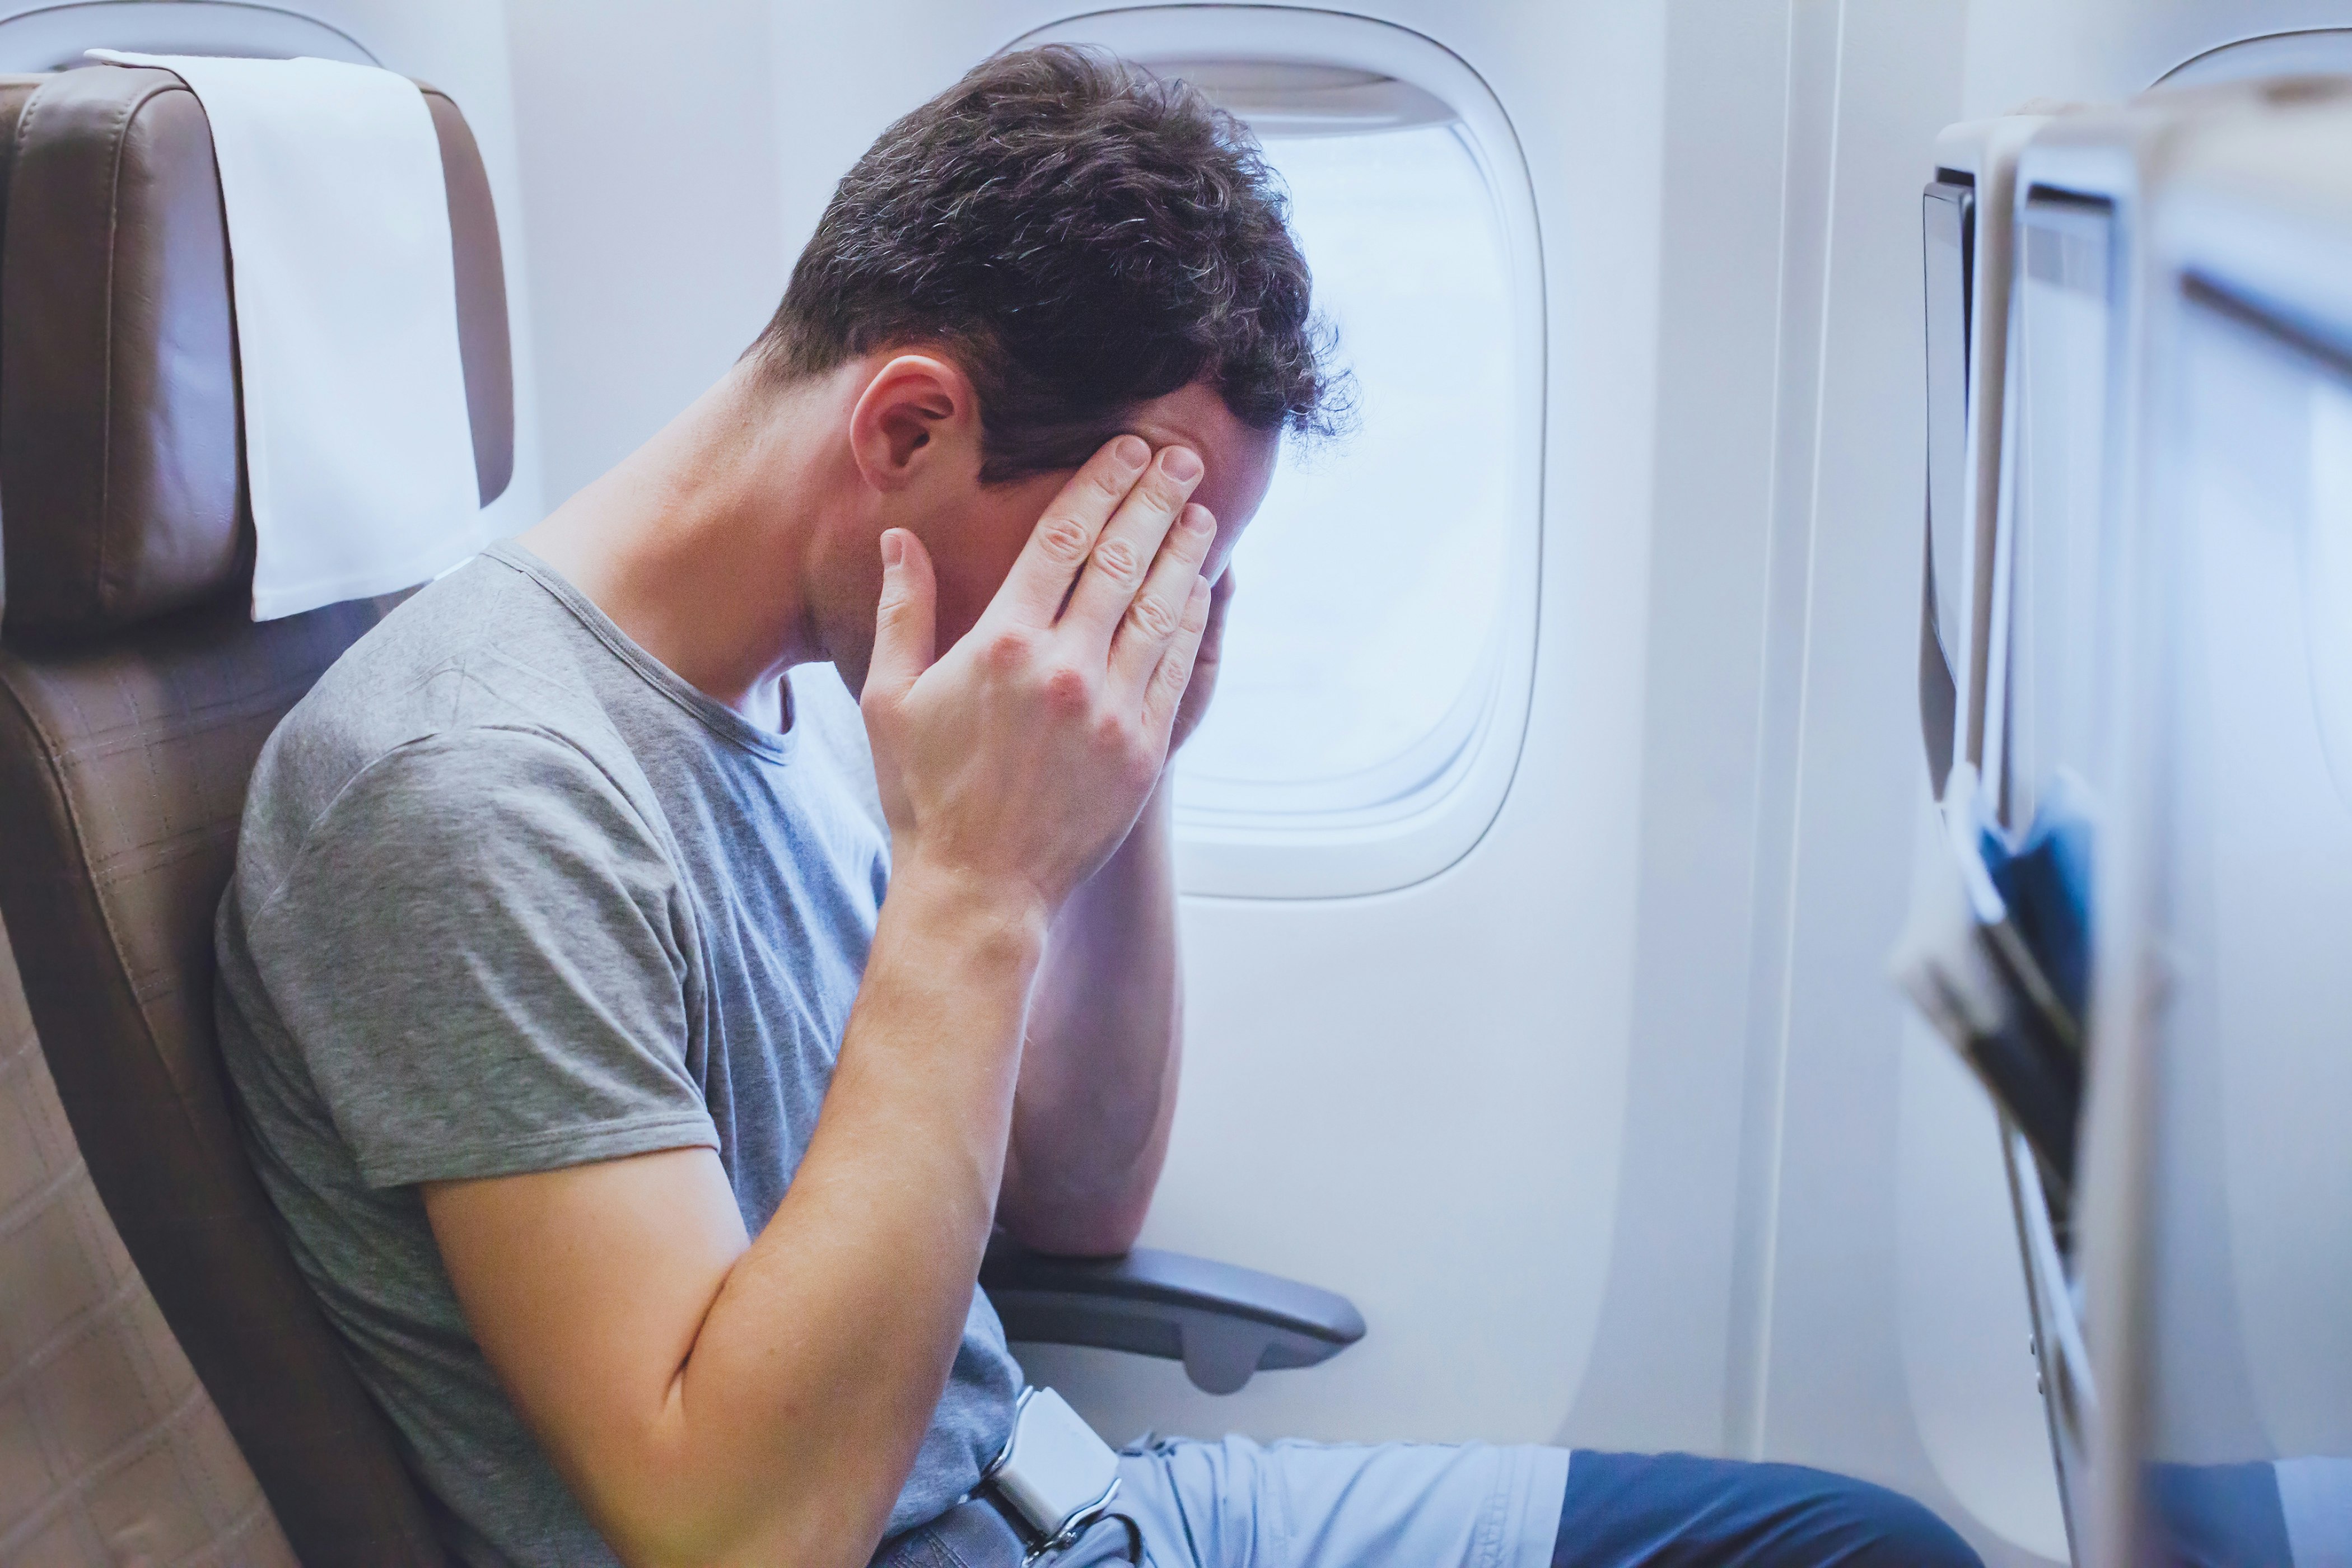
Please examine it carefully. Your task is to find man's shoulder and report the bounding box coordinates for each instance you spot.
[240,554,645,879]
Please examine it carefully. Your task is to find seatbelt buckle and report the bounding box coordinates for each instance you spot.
[981,1387,1123,1560]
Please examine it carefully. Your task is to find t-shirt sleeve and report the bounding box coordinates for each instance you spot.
[243,727,718,1188]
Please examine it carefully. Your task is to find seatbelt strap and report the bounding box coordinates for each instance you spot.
[871,1388,1138,1568]
[871,1499,1140,1568]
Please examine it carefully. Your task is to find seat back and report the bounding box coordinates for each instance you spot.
[0,63,513,1565]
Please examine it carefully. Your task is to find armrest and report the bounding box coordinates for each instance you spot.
[980,1234,1366,1395]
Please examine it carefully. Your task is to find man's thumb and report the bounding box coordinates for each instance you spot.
[864,528,937,706]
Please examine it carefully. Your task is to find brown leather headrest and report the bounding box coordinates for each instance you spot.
[0,64,512,641]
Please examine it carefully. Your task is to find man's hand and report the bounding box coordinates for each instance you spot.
[861,435,1218,917]
[995,496,1233,1258]
[1168,566,1235,754]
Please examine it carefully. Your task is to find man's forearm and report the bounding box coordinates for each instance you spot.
[647,868,1044,1564]
[998,781,1184,1254]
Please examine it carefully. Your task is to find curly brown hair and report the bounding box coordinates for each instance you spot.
[753,45,1344,482]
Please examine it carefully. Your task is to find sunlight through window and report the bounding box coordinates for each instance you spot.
[1175,122,1515,823]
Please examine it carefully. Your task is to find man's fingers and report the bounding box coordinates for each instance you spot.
[992,436,1152,627]
[1061,446,1203,654]
[1141,576,1215,742]
[1186,562,1235,689]
[1107,502,1216,699]
[861,529,936,708]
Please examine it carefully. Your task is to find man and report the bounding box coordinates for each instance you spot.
[217,45,1982,1568]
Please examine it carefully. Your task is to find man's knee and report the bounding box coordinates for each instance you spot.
[1805,1469,1984,1568]
[1553,1450,1984,1568]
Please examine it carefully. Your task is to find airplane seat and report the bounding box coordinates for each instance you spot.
[0,911,293,1560]
[0,62,512,1566]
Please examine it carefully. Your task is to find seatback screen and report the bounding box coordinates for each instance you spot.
[1995,191,2116,833]
[1922,177,1974,672]
[2132,278,2352,1560]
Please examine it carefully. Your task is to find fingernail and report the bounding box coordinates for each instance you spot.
[1184,504,1216,535]
[1111,435,1150,471]
[881,530,904,568]
[1163,446,1203,482]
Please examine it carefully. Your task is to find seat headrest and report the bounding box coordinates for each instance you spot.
[0,64,512,641]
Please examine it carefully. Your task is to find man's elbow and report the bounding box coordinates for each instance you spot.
[567,1420,871,1568]
[997,1192,1150,1257]
[591,1481,869,1568]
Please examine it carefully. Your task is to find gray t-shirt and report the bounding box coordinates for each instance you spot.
[214,542,1021,1567]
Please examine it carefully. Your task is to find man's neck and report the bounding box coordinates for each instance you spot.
[520,363,836,731]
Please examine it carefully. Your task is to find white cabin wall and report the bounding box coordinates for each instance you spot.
[1720,0,1987,1507]
[1557,0,1792,1460]
[503,0,792,506]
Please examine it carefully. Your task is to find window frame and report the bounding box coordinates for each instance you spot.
[1008,6,1546,899]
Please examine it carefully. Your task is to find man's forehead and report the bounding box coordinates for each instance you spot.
[1122,382,1280,550]
[1123,381,1266,462]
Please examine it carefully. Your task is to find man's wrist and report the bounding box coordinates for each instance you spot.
[1122,776,1174,854]
[883,857,1053,970]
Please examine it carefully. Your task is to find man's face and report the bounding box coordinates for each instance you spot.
[827,377,1278,692]
[922,381,1277,654]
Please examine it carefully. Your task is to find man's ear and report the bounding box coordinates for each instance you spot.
[848,354,977,492]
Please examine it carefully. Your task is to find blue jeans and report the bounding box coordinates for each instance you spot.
[1109,1439,1981,1568]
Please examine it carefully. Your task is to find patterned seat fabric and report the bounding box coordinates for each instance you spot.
[0,928,294,1566]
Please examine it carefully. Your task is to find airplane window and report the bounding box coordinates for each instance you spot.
[1992,191,2114,832]
[1173,120,1513,825]
[1013,12,1544,897]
